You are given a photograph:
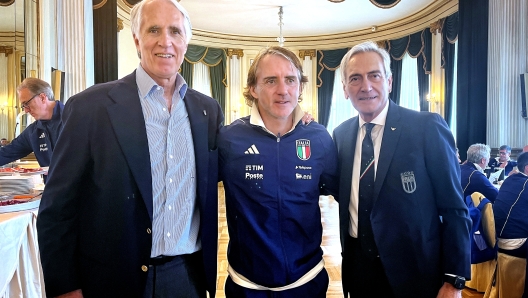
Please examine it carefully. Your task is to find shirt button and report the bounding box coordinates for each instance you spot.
[141,265,148,272]
[169,178,173,183]
[168,205,172,210]
[170,155,173,159]
[146,228,151,234]
[167,232,171,237]
[156,87,161,91]
[163,108,166,111]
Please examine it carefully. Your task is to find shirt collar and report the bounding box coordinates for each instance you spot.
[473,163,485,173]
[359,100,389,128]
[135,64,188,100]
[249,104,304,135]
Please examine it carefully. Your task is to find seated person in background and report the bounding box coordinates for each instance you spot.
[0,138,8,147]
[0,78,64,170]
[488,144,518,177]
[494,151,528,257]
[491,152,528,296]
[461,143,498,202]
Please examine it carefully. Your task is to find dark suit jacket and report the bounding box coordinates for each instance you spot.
[37,72,223,298]
[333,101,471,297]
[460,163,498,202]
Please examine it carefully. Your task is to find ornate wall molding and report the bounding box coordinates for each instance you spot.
[369,0,401,9]
[429,19,443,34]
[93,0,107,10]
[117,17,124,32]
[226,48,244,58]
[0,0,15,7]
[299,49,316,60]
[0,45,14,56]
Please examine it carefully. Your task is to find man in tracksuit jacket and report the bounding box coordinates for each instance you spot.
[219,46,338,298]
[0,78,63,173]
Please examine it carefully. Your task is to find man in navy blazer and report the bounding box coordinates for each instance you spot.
[460,143,498,202]
[37,1,223,297]
[333,41,471,297]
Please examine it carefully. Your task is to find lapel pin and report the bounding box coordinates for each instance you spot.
[391,127,396,130]
[203,110,207,116]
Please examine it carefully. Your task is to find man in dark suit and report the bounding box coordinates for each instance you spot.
[460,143,498,202]
[333,41,471,298]
[36,1,223,297]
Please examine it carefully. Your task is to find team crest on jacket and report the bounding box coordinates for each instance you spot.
[400,171,416,193]
[296,139,311,160]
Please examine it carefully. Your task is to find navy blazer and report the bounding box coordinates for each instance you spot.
[460,163,498,202]
[333,101,471,297]
[37,72,223,298]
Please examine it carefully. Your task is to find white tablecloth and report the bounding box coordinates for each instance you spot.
[0,209,45,298]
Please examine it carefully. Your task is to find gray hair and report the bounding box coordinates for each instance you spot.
[340,41,392,84]
[17,78,55,101]
[130,0,192,44]
[467,143,491,164]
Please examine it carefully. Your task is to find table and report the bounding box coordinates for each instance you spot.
[0,209,45,298]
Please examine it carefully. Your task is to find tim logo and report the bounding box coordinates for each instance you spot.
[296,139,311,160]
[400,171,416,194]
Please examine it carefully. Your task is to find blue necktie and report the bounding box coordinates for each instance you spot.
[358,123,378,258]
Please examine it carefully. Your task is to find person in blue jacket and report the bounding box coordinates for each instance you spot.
[488,144,518,177]
[460,143,499,202]
[0,78,63,169]
[218,46,338,297]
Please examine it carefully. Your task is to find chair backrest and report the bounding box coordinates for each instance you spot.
[470,192,497,248]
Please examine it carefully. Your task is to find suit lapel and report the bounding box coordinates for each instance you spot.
[106,73,154,221]
[339,117,359,203]
[184,90,209,208]
[374,101,401,201]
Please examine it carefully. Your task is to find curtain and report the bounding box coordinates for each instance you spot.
[181,60,193,88]
[192,62,212,97]
[93,0,117,84]
[387,36,409,105]
[326,69,357,134]
[399,54,420,111]
[317,48,348,127]
[416,30,432,111]
[456,0,489,161]
[183,45,227,112]
[384,30,432,108]
[443,12,458,126]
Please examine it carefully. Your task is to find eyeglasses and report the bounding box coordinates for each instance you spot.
[21,93,40,110]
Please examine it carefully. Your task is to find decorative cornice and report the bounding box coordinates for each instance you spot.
[117,18,124,32]
[226,48,244,58]
[369,0,401,9]
[189,0,458,50]
[299,49,316,60]
[93,0,107,10]
[0,46,14,56]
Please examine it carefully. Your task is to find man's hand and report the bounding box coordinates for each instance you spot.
[301,111,314,125]
[56,289,83,298]
[436,283,462,298]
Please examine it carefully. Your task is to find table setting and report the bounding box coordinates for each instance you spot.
[0,164,46,297]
